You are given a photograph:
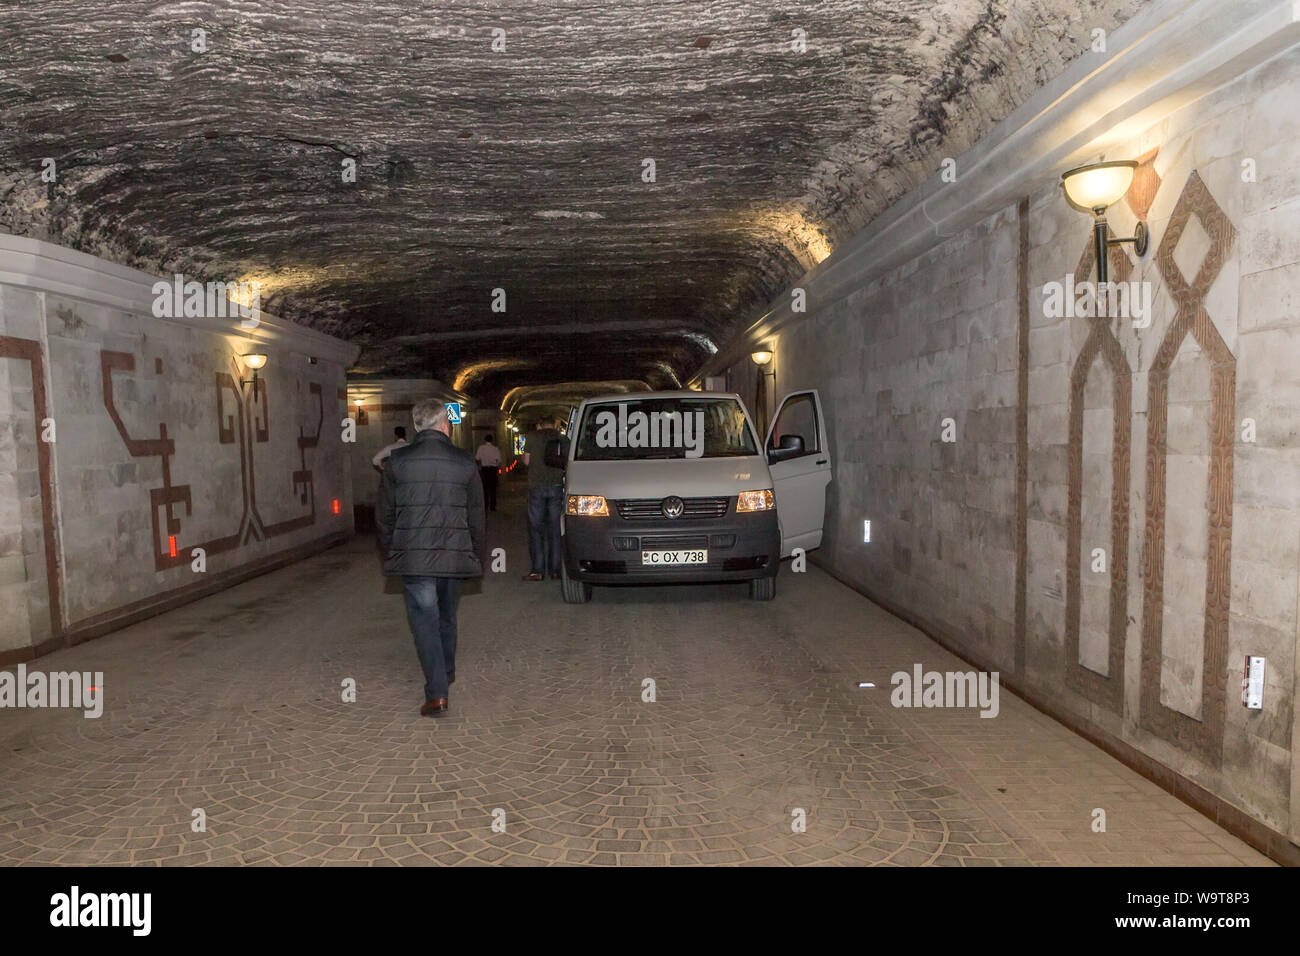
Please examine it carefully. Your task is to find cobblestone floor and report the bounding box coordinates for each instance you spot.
[0,488,1273,866]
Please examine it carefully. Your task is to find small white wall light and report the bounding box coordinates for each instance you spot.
[1243,656,1265,710]
[750,349,774,367]
[863,520,871,543]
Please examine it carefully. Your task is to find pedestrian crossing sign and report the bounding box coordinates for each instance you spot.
[445,402,462,424]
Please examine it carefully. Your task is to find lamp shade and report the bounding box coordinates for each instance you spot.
[243,352,268,370]
[750,349,774,366]
[1060,160,1137,213]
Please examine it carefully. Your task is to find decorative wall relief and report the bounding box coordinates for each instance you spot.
[1139,170,1236,767]
[0,335,63,642]
[102,350,323,570]
[1064,237,1133,712]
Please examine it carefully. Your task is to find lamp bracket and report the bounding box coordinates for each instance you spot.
[1105,220,1148,257]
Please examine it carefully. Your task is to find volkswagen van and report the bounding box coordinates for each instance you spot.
[557,389,831,602]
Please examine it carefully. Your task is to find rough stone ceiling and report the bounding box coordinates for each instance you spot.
[0,0,1142,401]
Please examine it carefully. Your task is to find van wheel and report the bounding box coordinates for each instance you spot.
[561,563,592,604]
[749,576,776,601]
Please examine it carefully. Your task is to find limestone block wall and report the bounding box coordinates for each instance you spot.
[722,45,1300,854]
[0,238,358,662]
[0,285,55,658]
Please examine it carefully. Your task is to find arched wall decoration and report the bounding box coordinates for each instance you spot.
[1064,238,1134,712]
[1138,170,1236,767]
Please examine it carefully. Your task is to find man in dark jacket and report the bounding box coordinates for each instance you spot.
[377,399,485,717]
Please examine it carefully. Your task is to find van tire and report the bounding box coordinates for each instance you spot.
[749,576,776,601]
[561,563,592,604]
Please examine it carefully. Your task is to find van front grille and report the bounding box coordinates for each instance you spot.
[616,497,730,521]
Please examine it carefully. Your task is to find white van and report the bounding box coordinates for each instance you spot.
[556,389,832,602]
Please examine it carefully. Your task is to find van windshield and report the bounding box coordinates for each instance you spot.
[574,397,758,461]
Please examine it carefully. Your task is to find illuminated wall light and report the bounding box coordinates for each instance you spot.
[241,352,269,401]
[168,535,178,558]
[1059,159,1148,284]
[332,498,340,515]
[863,520,871,543]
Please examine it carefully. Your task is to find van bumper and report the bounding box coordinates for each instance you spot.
[562,511,780,584]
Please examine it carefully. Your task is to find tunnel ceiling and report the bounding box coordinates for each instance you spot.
[0,0,1141,401]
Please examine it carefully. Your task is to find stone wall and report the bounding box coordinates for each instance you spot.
[0,286,56,658]
[0,238,358,661]
[722,46,1300,852]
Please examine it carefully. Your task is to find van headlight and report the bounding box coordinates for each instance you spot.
[567,495,610,516]
[736,489,775,512]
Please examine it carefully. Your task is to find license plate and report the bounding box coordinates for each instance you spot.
[641,549,708,566]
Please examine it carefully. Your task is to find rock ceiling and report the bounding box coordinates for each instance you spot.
[0,0,1142,402]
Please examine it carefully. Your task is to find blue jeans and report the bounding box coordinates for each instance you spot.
[527,485,564,575]
[402,576,459,700]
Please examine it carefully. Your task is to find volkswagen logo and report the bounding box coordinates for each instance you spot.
[661,495,685,519]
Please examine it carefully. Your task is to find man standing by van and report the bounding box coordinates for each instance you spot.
[377,400,485,717]
[523,420,565,581]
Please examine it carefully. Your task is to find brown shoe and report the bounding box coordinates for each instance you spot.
[522,572,544,581]
[420,698,448,717]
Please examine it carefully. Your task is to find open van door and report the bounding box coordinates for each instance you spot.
[764,389,832,557]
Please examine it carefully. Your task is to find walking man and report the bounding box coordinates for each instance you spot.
[475,433,501,512]
[523,419,565,581]
[377,400,485,717]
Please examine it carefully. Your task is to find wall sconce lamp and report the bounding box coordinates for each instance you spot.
[750,348,776,436]
[1060,160,1148,285]
[241,353,268,400]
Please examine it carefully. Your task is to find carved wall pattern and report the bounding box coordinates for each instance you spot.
[1138,170,1236,767]
[102,350,324,571]
[1051,159,1236,769]
[1064,239,1134,711]
[0,335,63,641]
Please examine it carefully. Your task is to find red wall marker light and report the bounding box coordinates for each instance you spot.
[168,535,177,558]
[332,498,340,515]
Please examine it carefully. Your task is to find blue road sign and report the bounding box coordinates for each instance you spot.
[445,402,462,424]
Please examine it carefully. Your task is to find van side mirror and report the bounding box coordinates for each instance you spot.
[543,437,568,470]
[767,433,804,464]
